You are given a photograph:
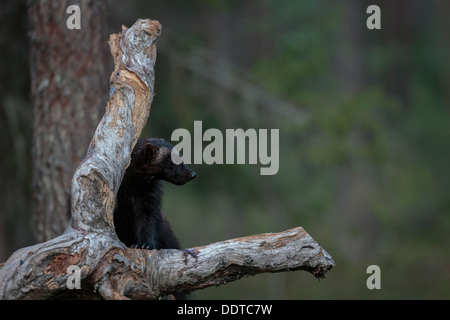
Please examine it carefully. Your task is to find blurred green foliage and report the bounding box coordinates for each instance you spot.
[135,0,450,299]
[2,0,447,299]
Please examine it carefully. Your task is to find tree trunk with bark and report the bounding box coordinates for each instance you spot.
[28,0,108,242]
[0,18,334,300]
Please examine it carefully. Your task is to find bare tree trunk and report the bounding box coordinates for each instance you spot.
[28,0,109,242]
[0,19,334,300]
[383,0,415,106]
[0,0,34,262]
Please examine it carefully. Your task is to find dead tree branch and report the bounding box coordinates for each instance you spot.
[0,19,334,300]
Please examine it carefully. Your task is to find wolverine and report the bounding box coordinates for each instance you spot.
[67,138,196,250]
[114,138,196,249]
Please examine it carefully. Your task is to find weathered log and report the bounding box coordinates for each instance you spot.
[0,226,333,299]
[0,19,334,300]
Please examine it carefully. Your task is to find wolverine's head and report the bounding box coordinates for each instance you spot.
[129,138,196,185]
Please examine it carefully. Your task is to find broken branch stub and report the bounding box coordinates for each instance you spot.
[145,227,335,297]
[69,19,161,234]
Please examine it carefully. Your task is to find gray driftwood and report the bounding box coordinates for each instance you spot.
[0,19,334,300]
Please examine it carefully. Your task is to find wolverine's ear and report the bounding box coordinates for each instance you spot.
[143,143,158,159]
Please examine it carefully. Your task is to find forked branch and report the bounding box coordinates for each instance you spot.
[0,19,334,300]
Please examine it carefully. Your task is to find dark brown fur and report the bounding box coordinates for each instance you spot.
[114,138,196,249]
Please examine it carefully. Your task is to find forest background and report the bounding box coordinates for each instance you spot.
[0,0,449,299]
